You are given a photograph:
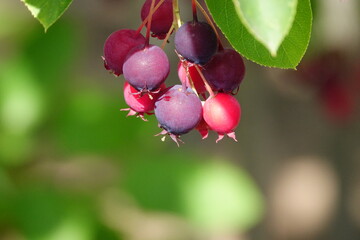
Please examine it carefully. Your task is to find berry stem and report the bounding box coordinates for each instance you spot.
[195,0,223,50]
[135,0,166,36]
[192,0,198,23]
[183,62,200,97]
[161,24,175,49]
[173,0,182,29]
[194,64,215,98]
[145,0,156,47]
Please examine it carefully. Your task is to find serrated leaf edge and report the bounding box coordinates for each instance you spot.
[20,0,73,31]
[231,0,298,57]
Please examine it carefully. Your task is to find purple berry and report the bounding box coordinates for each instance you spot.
[155,85,202,135]
[123,44,170,92]
[203,49,245,93]
[174,21,218,65]
[141,0,173,39]
[103,29,146,76]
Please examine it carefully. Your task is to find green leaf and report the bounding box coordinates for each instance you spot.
[232,0,297,56]
[205,0,312,69]
[20,0,73,31]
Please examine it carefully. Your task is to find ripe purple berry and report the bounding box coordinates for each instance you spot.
[141,0,173,39]
[123,44,170,92]
[103,29,146,76]
[155,85,202,141]
[203,49,245,93]
[174,21,218,65]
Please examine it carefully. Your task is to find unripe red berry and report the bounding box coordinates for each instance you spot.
[203,93,241,142]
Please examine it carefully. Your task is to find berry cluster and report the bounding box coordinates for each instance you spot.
[103,0,245,145]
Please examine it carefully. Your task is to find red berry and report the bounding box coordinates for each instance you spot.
[177,61,206,99]
[122,82,165,121]
[319,81,354,123]
[141,0,173,39]
[103,29,146,76]
[203,93,241,142]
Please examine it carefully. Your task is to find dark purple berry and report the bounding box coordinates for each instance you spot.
[141,0,173,39]
[103,29,146,76]
[174,21,218,65]
[203,49,245,93]
[155,85,202,135]
[123,44,170,92]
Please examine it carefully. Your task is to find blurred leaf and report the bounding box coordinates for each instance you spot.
[11,188,68,238]
[0,133,35,166]
[20,0,73,31]
[22,20,79,88]
[205,0,312,68]
[10,187,96,240]
[41,209,95,240]
[180,161,264,232]
[55,88,161,156]
[0,168,13,220]
[0,58,44,135]
[122,155,200,213]
[0,58,43,165]
[94,224,123,240]
[231,0,298,56]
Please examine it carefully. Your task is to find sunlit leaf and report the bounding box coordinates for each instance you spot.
[20,0,73,31]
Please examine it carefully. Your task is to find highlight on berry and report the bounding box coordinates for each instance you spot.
[102,0,246,146]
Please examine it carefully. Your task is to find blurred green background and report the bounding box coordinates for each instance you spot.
[0,0,360,240]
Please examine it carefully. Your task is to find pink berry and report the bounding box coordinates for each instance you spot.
[203,93,241,142]
[177,62,206,99]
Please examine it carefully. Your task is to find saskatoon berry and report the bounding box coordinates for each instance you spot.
[203,93,241,142]
[103,29,146,76]
[123,82,165,114]
[203,49,245,93]
[123,44,170,92]
[141,0,173,39]
[155,85,202,136]
[174,21,218,65]
[177,62,206,98]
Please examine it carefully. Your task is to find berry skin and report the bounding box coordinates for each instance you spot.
[174,21,218,65]
[177,62,206,99]
[123,44,170,92]
[155,85,202,144]
[203,49,245,93]
[203,93,241,142]
[122,82,165,121]
[103,29,146,76]
[141,0,173,39]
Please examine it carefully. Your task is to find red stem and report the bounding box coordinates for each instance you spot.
[145,0,156,47]
[135,0,166,36]
[192,0,198,23]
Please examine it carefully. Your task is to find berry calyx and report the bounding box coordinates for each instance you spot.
[121,82,165,121]
[103,29,146,76]
[174,21,218,65]
[203,93,241,142]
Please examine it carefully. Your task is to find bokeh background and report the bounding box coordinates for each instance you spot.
[0,0,360,239]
